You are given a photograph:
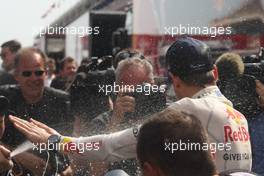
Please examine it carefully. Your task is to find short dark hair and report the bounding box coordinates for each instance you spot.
[60,56,76,70]
[179,71,215,87]
[137,108,217,176]
[1,40,21,53]
[14,47,47,70]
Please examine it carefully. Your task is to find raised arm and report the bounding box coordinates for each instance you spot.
[9,115,138,162]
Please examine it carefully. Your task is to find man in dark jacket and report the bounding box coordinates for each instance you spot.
[0,47,73,175]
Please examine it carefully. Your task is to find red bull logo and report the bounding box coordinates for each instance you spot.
[225,106,245,125]
[224,125,250,142]
[224,106,250,142]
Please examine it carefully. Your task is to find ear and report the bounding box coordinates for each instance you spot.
[142,162,160,176]
[169,73,181,88]
[212,65,218,81]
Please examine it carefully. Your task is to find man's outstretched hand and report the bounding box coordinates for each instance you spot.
[9,115,60,144]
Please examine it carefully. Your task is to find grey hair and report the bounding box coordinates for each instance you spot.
[115,57,154,84]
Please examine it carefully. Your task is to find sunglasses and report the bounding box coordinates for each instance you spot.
[21,70,45,77]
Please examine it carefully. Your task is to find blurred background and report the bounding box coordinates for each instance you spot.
[1,0,264,75]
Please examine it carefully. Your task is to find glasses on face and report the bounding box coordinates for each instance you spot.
[21,70,45,77]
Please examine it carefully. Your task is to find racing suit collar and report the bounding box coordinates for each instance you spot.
[192,85,233,107]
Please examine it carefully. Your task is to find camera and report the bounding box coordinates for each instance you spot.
[218,47,264,119]
[69,56,115,120]
[122,83,167,120]
[243,47,264,82]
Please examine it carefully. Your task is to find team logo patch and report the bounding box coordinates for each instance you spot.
[225,105,245,125]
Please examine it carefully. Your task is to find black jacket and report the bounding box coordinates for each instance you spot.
[0,85,73,147]
[0,70,16,86]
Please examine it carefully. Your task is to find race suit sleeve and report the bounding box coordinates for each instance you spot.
[60,126,140,163]
[60,105,182,163]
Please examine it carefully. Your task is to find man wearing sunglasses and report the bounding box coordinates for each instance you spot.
[0,40,21,85]
[0,47,73,175]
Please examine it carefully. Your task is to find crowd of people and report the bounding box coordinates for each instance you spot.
[0,37,263,176]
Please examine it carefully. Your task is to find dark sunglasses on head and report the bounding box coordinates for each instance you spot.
[21,70,45,77]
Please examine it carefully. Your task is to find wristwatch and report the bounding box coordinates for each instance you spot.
[47,135,70,174]
[47,134,61,152]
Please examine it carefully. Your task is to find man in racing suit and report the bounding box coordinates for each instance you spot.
[10,37,252,172]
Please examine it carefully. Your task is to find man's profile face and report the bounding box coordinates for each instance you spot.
[0,47,15,71]
[15,52,46,101]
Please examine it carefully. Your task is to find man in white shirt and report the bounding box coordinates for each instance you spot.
[9,37,252,172]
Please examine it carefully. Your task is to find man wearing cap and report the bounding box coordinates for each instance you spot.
[10,37,252,173]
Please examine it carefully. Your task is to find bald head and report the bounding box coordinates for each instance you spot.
[14,48,46,71]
